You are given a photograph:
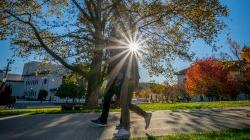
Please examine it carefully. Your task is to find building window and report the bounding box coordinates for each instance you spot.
[44,79,47,84]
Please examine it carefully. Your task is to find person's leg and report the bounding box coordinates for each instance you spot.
[119,80,130,130]
[114,85,122,128]
[127,81,152,130]
[129,103,152,129]
[126,82,146,117]
[119,80,138,131]
[128,104,147,117]
[114,81,130,138]
[98,83,116,123]
[91,83,116,126]
[120,99,130,129]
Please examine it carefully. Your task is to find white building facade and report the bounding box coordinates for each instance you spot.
[22,61,67,100]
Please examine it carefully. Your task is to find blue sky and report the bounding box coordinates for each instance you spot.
[1,0,250,83]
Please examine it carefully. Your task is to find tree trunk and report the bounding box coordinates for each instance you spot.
[85,72,100,107]
[85,37,103,107]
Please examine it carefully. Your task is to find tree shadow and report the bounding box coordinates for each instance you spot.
[1,107,249,139]
[163,108,250,133]
[0,113,120,140]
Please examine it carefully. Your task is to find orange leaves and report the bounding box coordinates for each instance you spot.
[184,58,239,98]
[241,47,250,64]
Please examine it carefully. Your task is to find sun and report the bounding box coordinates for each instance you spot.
[128,42,139,52]
[107,29,148,60]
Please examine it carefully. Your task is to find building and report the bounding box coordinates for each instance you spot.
[175,69,187,86]
[0,71,24,98]
[22,61,67,100]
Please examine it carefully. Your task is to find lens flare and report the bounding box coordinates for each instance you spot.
[102,29,149,98]
[128,42,139,52]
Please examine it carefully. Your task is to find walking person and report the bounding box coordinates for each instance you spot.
[90,27,125,126]
[90,46,125,126]
[114,53,152,138]
[49,96,52,103]
[90,27,152,138]
[91,48,152,136]
[11,96,16,108]
[3,85,12,109]
[7,96,12,109]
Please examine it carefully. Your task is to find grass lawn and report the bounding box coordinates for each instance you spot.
[137,100,250,111]
[130,128,250,140]
[0,100,250,117]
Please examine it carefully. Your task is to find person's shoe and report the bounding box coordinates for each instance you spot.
[90,119,107,127]
[113,128,130,138]
[144,112,152,130]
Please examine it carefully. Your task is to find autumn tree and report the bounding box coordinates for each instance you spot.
[220,40,250,94]
[1,0,228,106]
[150,84,167,94]
[240,47,250,94]
[185,58,239,100]
[138,87,151,98]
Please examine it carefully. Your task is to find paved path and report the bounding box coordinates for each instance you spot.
[0,107,250,140]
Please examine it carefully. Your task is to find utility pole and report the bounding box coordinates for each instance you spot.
[1,59,14,87]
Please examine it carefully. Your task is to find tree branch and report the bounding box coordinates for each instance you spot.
[7,11,87,77]
[71,0,92,22]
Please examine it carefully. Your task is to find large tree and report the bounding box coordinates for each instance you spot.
[1,0,228,106]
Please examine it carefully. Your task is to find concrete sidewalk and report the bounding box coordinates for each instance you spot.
[0,107,250,140]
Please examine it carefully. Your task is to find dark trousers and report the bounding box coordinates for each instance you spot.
[120,80,147,130]
[99,82,120,123]
[98,82,147,125]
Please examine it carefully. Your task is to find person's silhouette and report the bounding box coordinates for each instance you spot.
[91,49,152,138]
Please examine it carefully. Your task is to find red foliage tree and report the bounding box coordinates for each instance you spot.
[184,58,239,100]
[240,47,250,93]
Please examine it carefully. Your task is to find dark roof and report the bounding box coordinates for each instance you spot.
[0,72,22,81]
[175,68,187,75]
[22,71,50,77]
[6,80,24,82]
[0,80,24,84]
